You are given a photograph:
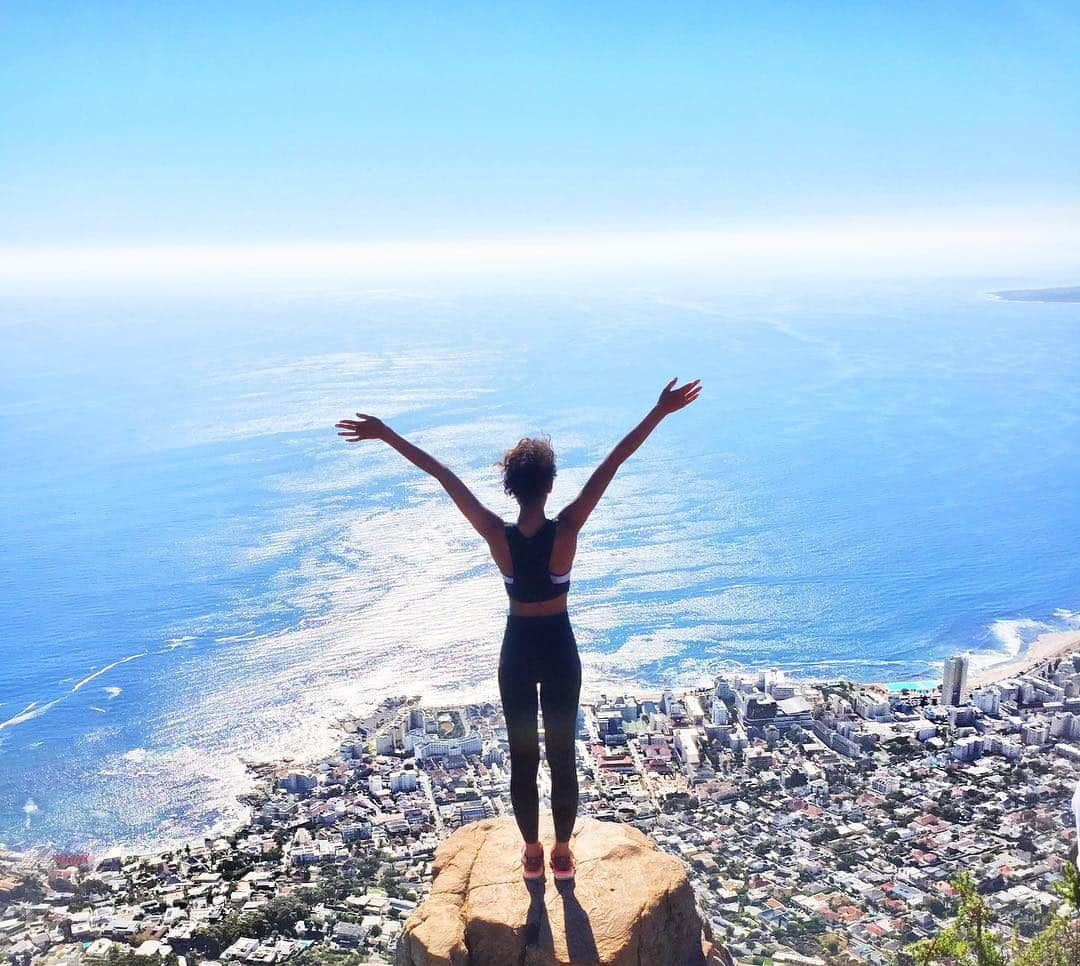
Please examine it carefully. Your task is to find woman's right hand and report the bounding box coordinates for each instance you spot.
[335,413,388,442]
[656,377,702,415]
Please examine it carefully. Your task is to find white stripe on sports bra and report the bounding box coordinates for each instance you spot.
[499,569,571,584]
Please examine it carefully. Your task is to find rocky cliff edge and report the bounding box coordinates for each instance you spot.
[395,811,732,966]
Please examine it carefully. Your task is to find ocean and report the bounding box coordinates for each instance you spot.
[2,278,1078,854]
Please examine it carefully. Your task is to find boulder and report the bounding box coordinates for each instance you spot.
[396,811,725,965]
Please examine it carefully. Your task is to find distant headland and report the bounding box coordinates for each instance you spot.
[990,285,1080,302]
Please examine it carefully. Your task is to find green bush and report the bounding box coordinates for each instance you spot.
[907,864,1079,966]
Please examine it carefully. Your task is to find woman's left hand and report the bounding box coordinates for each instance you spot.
[655,378,702,415]
[335,413,388,442]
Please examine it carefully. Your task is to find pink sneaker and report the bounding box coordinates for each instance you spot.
[550,847,575,881]
[521,844,545,879]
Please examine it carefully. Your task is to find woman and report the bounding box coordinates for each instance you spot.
[335,376,701,880]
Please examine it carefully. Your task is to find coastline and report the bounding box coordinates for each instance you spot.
[8,634,1079,963]
[966,628,1080,689]
[989,286,1080,303]
[10,630,1080,868]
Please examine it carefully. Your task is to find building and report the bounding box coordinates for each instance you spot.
[390,770,417,793]
[279,771,317,795]
[673,727,707,781]
[406,728,483,760]
[775,696,813,732]
[855,693,891,721]
[714,675,736,701]
[711,698,730,725]
[1022,722,1049,746]
[735,691,777,726]
[971,688,1001,715]
[942,654,970,707]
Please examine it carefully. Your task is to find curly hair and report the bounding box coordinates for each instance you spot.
[497,435,556,503]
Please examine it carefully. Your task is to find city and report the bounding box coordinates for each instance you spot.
[1,647,1077,965]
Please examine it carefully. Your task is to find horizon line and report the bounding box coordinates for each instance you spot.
[2,213,1079,287]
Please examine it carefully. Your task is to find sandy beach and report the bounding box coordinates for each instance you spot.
[967,628,1080,689]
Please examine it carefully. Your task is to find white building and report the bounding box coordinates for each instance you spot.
[714,675,736,701]
[870,773,902,795]
[952,736,983,762]
[971,688,1001,715]
[409,729,483,760]
[855,694,891,721]
[673,728,701,768]
[390,770,417,793]
[1022,722,1050,746]
[711,698,730,725]
[683,693,707,725]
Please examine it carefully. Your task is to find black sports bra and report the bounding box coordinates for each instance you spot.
[500,518,572,602]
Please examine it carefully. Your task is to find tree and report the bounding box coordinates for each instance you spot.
[927,896,951,919]
[13,874,46,902]
[818,932,844,956]
[104,947,179,966]
[262,895,313,934]
[354,852,382,881]
[379,872,402,898]
[1009,863,1080,966]
[908,871,1003,966]
[908,864,1080,966]
[194,910,268,958]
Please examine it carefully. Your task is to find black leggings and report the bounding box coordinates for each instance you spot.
[498,611,582,844]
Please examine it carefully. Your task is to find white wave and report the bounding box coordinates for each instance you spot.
[595,626,717,671]
[0,698,63,731]
[71,652,147,692]
[89,706,108,714]
[791,658,925,667]
[102,687,122,699]
[949,609,1080,676]
[987,618,1051,660]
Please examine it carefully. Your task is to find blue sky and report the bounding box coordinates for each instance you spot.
[1,2,1078,279]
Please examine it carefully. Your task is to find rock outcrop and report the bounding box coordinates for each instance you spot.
[396,811,729,966]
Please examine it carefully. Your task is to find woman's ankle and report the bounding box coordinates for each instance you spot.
[523,839,543,855]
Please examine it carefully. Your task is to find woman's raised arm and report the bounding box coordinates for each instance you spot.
[558,378,701,533]
[335,413,504,540]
